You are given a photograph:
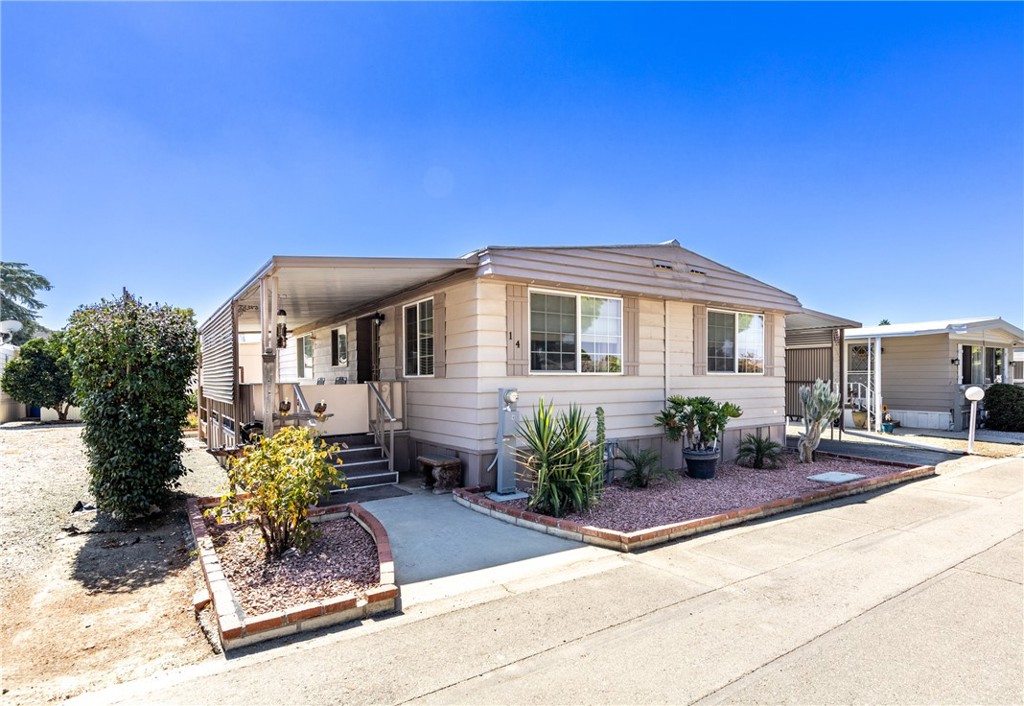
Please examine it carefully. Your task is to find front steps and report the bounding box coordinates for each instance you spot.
[321,433,397,492]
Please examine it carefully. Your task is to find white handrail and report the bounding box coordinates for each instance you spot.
[367,382,396,472]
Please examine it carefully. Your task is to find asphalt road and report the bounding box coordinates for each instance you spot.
[74,455,1023,706]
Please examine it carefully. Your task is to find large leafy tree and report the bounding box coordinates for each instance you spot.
[65,292,198,518]
[0,333,75,420]
[0,262,53,345]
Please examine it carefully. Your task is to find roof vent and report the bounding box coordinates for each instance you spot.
[652,260,674,271]
[689,267,707,276]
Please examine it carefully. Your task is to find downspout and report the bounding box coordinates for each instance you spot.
[260,277,279,436]
[663,300,671,402]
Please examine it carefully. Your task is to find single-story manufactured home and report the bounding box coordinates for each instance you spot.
[198,241,834,488]
[843,317,1024,432]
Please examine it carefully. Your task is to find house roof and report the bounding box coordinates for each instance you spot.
[470,241,803,314]
[202,240,805,334]
[786,307,861,332]
[846,317,1024,343]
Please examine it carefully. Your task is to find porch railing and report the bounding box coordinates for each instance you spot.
[367,382,397,472]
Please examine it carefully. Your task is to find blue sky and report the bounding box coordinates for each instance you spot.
[2,2,1021,330]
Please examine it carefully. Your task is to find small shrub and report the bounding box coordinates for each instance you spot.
[619,445,673,488]
[516,399,603,518]
[211,425,344,560]
[735,434,784,469]
[983,384,1024,432]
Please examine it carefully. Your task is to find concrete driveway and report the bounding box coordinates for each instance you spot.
[73,455,1023,705]
[359,488,606,607]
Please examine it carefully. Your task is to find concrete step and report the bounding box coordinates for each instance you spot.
[321,433,378,449]
[333,446,385,464]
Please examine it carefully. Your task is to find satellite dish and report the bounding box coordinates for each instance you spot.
[0,320,24,334]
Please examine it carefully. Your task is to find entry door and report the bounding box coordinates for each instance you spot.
[355,316,379,384]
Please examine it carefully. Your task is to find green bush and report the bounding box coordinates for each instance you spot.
[65,292,198,518]
[983,384,1024,432]
[735,433,785,469]
[211,426,344,560]
[619,445,673,488]
[0,333,75,420]
[516,399,603,518]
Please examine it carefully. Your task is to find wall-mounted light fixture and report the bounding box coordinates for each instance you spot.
[372,312,385,326]
[276,309,288,348]
[951,358,960,366]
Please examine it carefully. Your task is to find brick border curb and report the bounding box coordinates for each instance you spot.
[186,497,398,651]
[453,459,936,552]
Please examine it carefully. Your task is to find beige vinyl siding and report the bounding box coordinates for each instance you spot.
[875,334,955,413]
[401,283,788,458]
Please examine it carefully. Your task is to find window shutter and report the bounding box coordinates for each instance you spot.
[693,304,708,375]
[433,292,446,379]
[331,329,339,367]
[391,305,403,380]
[764,313,779,376]
[623,296,640,376]
[507,284,529,376]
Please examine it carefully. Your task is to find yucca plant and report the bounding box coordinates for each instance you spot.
[735,433,784,469]
[619,445,674,488]
[516,399,603,517]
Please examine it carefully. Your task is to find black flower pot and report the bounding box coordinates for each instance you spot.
[683,449,720,479]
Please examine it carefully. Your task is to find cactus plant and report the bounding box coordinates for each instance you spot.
[798,379,842,463]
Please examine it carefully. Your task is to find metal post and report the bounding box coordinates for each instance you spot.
[873,336,883,433]
[260,278,278,437]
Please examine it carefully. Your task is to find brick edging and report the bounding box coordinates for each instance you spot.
[453,460,936,552]
[186,497,398,650]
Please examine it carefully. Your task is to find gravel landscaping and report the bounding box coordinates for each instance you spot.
[506,452,922,533]
[205,515,381,616]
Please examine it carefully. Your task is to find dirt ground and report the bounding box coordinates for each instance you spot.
[0,423,228,705]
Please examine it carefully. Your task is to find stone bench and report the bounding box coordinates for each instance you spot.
[417,455,463,494]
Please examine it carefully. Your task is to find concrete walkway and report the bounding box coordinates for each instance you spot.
[359,487,602,607]
[73,455,1022,705]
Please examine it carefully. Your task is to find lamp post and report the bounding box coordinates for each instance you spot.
[964,386,984,454]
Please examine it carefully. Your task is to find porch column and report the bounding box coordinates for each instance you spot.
[873,336,883,432]
[260,277,279,436]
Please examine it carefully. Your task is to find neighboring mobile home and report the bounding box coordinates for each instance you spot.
[198,241,819,488]
[843,317,1024,432]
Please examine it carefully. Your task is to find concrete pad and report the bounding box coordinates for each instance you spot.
[684,513,884,573]
[361,492,580,584]
[695,568,1023,705]
[807,471,866,484]
[820,486,971,529]
[958,531,1023,584]
[920,458,1023,499]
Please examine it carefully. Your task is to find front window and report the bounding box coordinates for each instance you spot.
[530,291,622,373]
[708,310,764,374]
[404,299,434,376]
[331,325,348,367]
[297,335,314,379]
[962,345,1004,385]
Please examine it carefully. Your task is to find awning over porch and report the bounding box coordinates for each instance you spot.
[222,255,479,335]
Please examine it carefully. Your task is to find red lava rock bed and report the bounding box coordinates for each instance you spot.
[505,452,915,533]
[204,516,381,616]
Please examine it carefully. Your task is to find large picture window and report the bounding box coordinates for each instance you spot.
[404,299,434,376]
[708,310,764,374]
[530,291,622,373]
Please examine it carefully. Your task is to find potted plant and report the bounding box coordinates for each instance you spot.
[655,395,742,479]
